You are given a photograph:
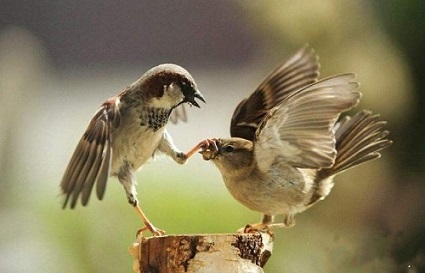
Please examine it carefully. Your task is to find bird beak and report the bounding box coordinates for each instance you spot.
[186,90,206,108]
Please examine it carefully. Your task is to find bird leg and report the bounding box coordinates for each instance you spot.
[182,138,217,160]
[117,170,164,237]
[172,138,219,163]
[237,215,294,233]
[133,203,165,237]
[238,214,274,233]
[245,214,296,231]
[273,214,296,228]
[182,140,209,159]
[159,131,214,164]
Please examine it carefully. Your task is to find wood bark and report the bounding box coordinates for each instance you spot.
[129,232,274,273]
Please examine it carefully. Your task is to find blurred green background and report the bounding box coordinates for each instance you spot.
[1,1,424,272]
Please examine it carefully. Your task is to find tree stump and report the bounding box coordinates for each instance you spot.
[129,232,274,273]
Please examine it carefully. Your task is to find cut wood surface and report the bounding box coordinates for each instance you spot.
[129,232,274,273]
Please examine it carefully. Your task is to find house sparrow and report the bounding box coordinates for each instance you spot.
[61,64,205,236]
[198,47,392,230]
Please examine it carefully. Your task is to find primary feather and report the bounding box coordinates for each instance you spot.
[254,74,361,173]
[231,46,320,141]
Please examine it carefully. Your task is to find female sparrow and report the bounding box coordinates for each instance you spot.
[199,47,392,230]
[61,64,205,236]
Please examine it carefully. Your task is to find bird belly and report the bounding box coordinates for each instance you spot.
[222,166,315,216]
[110,124,165,174]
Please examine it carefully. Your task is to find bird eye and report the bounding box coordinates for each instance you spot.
[224,145,234,153]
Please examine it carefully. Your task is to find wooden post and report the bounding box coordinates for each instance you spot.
[129,232,274,273]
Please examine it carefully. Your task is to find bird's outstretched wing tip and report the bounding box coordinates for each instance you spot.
[59,101,118,209]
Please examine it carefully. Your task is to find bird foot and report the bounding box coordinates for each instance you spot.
[237,220,293,234]
[237,223,273,235]
[177,138,218,162]
[132,203,165,237]
[136,223,165,238]
[198,138,219,160]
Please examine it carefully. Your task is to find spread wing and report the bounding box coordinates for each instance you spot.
[254,74,361,172]
[60,98,121,208]
[230,46,320,141]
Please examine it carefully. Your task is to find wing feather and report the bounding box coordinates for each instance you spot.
[231,46,320,140]
[70,132,100,208]
[96,130,112,201]
[61,98,121,208]
[254,74,361,172]
[80,120,108,206]
[319,110,392,177]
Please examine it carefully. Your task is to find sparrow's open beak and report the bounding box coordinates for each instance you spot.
[186,90,206,108]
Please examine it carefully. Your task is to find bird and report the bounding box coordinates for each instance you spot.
[198,47,392,231]
[60,64,206,236]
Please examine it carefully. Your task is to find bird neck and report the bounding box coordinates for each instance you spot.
[219,158,257,181]
[139,106,172,132]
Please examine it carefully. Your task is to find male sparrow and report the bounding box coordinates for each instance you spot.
[61,64,205,236]
[199,47,392,230]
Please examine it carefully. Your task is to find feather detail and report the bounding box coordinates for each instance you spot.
[319,110,392,178]
[306,110,392,207]
[61,97,121,208]
[254,74,361,172]
[231,46,320,141]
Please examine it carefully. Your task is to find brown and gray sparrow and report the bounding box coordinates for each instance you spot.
[198,47,392,230]
[61,64,205,236]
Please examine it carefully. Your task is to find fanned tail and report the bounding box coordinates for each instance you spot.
[321,110,392,178]
[307,110,392,207]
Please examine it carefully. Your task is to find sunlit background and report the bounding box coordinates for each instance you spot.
[1,1,424,272]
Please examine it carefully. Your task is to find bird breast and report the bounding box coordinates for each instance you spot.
[110,108,166,174]
[222,164,316,216]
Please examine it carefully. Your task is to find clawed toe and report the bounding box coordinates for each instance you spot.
[199,138,220,160]
[132,204,165,238]
[150,226,165,237]
[237,223,272,234]
[136,225,165,238]
[182,139,218,161]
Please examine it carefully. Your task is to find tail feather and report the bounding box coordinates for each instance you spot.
[307,110,392,207]
[320,110,392,178]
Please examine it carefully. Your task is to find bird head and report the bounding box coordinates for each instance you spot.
[137,64,205,109]
[200,138,255,177]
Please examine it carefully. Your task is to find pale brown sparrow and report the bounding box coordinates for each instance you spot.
[61,64,205,236]
[198,47,392,230]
